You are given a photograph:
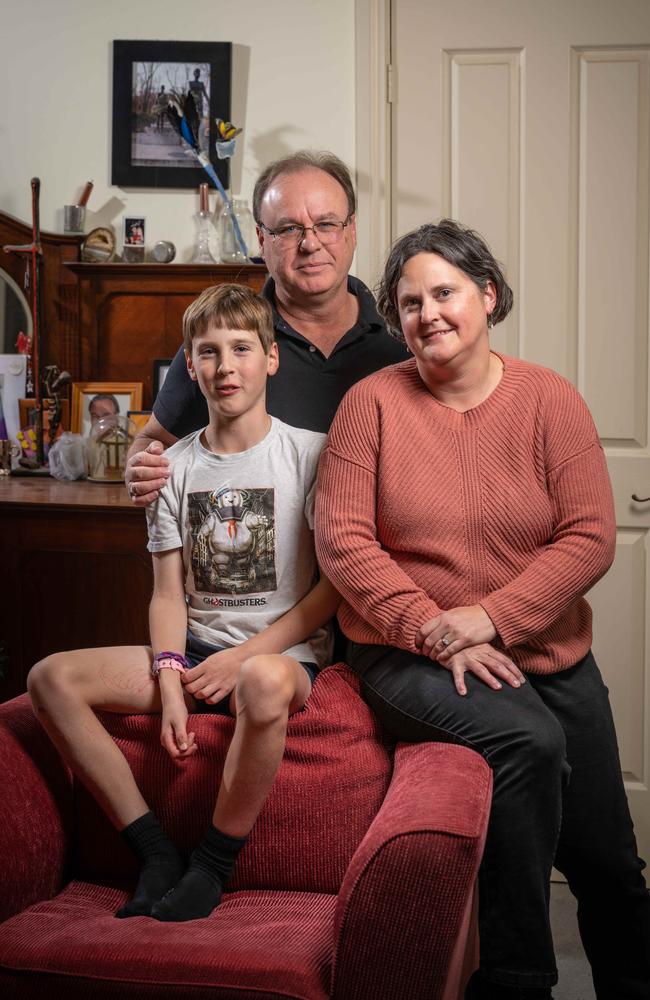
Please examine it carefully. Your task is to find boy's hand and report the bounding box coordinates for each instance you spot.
[160,699,197,759]
[182,647,244,705]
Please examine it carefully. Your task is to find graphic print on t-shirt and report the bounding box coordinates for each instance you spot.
[189,487,276,595]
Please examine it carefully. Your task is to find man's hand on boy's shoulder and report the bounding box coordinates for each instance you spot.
[126,439,171,507]
[125,414,177,507]
[182,647,244,705]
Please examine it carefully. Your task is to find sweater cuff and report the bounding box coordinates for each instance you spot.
[479,594,524,649]
[398,597,442,653]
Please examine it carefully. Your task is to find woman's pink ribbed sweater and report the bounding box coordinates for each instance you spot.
[315,354,616,674]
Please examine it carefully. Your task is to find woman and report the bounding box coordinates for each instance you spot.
[315,220,650,1000]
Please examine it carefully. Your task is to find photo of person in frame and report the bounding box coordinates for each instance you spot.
[130,61,211,168]
[124,218,146,246]
[82,392,131,437]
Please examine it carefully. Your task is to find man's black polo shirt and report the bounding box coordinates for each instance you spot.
[154,275,409,436]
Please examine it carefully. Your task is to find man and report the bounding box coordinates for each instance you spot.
[89,393,120,426]
[125,150,408,506]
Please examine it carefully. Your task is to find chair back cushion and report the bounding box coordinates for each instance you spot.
[73,664,393,894]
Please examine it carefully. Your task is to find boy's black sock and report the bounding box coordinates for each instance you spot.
[151,823,247,922]
[115,810,185,918]
[465,972,554,999]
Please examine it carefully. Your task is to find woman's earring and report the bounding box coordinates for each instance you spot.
[487,313,494,329]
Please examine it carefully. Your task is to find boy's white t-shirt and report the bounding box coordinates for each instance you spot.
[146,417,332,666]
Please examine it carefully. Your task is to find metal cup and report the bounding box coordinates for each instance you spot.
[64,205,86,233]
[0,440,20,474]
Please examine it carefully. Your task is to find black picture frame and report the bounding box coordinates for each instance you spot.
[153,358,173,401]
[112,40,232,189]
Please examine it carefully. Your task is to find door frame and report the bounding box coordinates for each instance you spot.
[355,0,392,287]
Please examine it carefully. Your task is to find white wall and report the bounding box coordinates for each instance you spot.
[0,0,356,261]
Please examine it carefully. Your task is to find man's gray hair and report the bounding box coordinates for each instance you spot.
[252,151,356,224]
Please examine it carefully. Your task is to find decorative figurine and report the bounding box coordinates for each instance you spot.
[42,365,72,448]
[165,95,248,259]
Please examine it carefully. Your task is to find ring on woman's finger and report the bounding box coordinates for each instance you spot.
[128,483,138,500]
[441,637,451,647]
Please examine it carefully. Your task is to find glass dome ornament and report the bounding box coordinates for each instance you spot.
[86,413,136,482]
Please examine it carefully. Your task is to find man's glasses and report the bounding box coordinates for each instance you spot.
[260,215,352,248]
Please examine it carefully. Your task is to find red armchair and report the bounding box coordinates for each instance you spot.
[0,664,491,1000]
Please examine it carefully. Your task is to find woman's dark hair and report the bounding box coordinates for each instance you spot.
[376,219,513,340]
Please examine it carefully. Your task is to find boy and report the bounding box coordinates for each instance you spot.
[28,284,338,922]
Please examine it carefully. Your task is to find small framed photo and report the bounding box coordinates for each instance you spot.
[127,409,152,434]
[112,39,232,190]
[71,382,143,436]
[18,398,70,445]
[153,358,173,401]
[123,216,146,262]
[124,216,146,246]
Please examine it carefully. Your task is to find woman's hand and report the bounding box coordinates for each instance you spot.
[416,605,497,660]
[181,647,243,705]
[160,698,197,759]
[439,643,526,696]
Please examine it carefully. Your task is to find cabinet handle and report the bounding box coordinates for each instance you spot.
[632,493,650,503]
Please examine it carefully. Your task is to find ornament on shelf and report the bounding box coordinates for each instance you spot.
[191,183,217,264]
[165,95,248,259]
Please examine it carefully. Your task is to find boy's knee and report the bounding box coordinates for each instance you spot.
[28,653,76,705]
[236,656,293,724]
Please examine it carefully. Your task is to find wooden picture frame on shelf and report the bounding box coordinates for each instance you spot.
[152,358,173,401]
[127,410,153,434]
[71,382,143,436]
[18,398,70,445]
[111,39,232,190]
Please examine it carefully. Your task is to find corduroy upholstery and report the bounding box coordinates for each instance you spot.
[0,663,492,1000]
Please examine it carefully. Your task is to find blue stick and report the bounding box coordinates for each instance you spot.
[196,152,248,259]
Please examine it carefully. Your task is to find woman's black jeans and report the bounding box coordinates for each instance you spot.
[347,644,650,997]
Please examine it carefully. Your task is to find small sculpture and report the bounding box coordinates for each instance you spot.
[42,365,72,448]
[165,95,248,259]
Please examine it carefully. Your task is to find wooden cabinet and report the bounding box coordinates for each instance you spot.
[0,479,152,701]
[65,262,266,406]
[0,210,82,375]
[0,214,267,700]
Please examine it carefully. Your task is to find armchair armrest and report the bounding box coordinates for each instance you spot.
[0,695,73,923]
[331,742,491,1000]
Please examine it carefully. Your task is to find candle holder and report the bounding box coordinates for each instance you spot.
[191,183,217,263]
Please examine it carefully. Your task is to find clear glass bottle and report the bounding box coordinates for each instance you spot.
[192,210,217,264]
[219,197,255,263]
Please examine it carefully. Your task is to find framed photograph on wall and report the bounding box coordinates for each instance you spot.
[153,358,173,401]
[71,382,143,436]
[112,40,232,189]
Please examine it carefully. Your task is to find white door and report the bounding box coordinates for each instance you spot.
[391,0,650,860]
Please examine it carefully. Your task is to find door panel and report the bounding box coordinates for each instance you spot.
[393,0,650,859]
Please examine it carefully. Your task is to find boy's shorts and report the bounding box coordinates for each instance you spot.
[185,631,319,716]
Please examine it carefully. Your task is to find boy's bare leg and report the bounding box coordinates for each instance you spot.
[27,645,184,828]
[213,654,311,835]
[28,646,193,917]
[151,653,310,922]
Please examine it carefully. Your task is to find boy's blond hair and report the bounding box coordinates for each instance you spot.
[182,283,275,353]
